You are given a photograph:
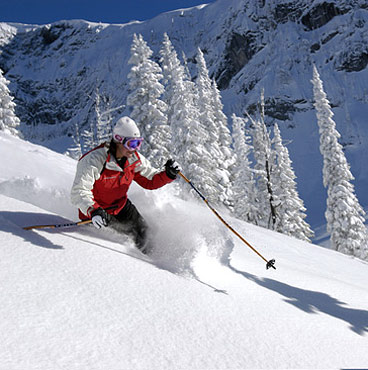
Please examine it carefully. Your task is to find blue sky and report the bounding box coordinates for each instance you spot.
[1,0,216,25]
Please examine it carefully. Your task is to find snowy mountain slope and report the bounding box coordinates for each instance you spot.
[1,0,368,232]
[0,133,367,369]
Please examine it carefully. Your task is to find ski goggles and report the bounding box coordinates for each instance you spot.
[114,134,143,151]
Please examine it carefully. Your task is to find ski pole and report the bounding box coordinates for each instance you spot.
[23,205,118,231]
[23,219,92,230]
[179,172,276,270]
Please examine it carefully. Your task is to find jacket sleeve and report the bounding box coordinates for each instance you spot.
[70,149,106,216]
[133,154,174,190]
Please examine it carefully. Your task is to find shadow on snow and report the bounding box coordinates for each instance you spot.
[229,264,368,336]
[0,211,67,249]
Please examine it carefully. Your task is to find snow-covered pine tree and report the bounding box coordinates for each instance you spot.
[181,51,192,85]
[93,86,125,145]
[81,125,97,152]
[231,114,260,224]
[94,88,113,144]
[67,123,83,159]
[211,79,235,208]
[80,87,101,152]
[127,33,170,167]
[81,97,98,153]
[78,84,130,153]
[247,91,276,228]
[271,124,314,242]
[311,65,368,259]
[195,48,233,207]
[160,33,179,126]
[160,33,217,201]
[0,68,20,136]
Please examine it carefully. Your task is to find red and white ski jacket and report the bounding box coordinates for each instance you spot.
[70,143,173,219]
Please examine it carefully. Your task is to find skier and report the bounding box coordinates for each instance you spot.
[71,116,181,253]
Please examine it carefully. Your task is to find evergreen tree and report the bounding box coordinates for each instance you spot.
[127,33,170,167]
[311,65,368,259]
[160,34,217,201]
[81,123,97,152]
[195,48,232,207]
[231,114,260,224]
[211,79,235,208]
[80,87,100,152]
[271,124,314,241]
[0,68,20,136]
[160,33,180,126]
[94,88,113,144]
[247,91,276,228]
[80,87,123,152]
[67,123,83,159]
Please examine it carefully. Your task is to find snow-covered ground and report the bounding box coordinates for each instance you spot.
[0,131,367,370]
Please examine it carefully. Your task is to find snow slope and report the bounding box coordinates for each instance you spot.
[0,131,367,370]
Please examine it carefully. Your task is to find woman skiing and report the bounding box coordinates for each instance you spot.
[71,116,180,253]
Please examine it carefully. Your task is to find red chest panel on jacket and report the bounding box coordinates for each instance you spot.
[92,163,136,213]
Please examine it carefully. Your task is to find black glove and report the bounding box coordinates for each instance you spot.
[91,207,111,229]
[165,159,182,179]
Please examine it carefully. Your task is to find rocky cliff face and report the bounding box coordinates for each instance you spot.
[0,0,367,227]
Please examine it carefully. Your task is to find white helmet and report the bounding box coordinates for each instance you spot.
[113,116,141,141]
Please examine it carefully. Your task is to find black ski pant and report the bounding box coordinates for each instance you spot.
[110,199,148,253]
